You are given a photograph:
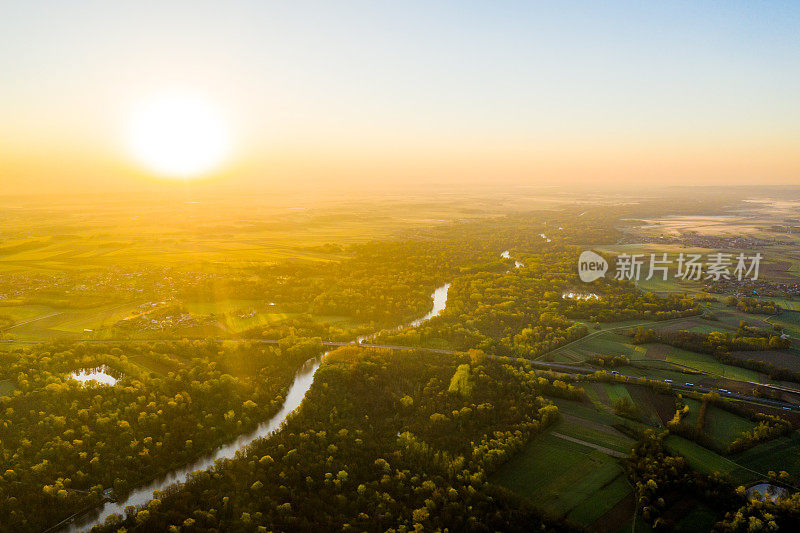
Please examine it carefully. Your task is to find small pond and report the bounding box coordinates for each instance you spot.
[69,366,119,386]
[562,291,600,301]
[746,483,788,502]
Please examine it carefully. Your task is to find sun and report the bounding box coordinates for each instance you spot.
[127,94,231,178]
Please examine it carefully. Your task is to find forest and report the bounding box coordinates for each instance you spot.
[91,347,572,532]
[2,196,800,532]
[0,340,319,531]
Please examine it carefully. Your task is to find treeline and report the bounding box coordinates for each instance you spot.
[630,327,791,353]
[728,413,792,454]
[630,327,800,382]
[726,295,782,315]
[716,490,800,531]
[628,430,800,531]
[666,393,792,454]
[562,285,701,323]
[589,354,630,368]
[627,431,743,530]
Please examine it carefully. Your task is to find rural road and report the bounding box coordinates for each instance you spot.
[2,335,797,412]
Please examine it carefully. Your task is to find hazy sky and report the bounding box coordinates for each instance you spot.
[1,1,799,192]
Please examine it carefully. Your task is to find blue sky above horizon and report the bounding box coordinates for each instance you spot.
[1,1,798,191]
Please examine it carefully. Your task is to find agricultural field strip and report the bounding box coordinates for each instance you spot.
[553,414,634,453]
[557,325,800,395]
[666,436,800,490]
[495,433,630,524]
[4,311,64,329]
[565,475,632,526]
[704,406,757,445]
[538,315,702,361]
[551,432,627,458]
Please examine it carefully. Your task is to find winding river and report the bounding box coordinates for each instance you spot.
[356,283,450,343]
[501,250,524,270]
[65,283,450,531]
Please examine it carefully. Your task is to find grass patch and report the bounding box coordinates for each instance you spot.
[665,346,763,382]
[553,398,620,426]
[672,504,718,533]
[679,397,700,425]
[127,354,180,375]
[704,406,757,448]
[604,383,633,404]
[554,417,635,455]
[573,333,648,361]
[770,311,800,337]
[0,379,16,395]
[664,435,741,478]
[492,399,637,527]
[583,385,602,405]
[733,431,800,482]
[567,475,631,526]
[492,432,599,498]
[492,432,627,523]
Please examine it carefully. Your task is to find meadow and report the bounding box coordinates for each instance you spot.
[0,193,506,342]
[492,424,634,528]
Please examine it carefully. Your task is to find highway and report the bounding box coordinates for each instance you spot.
[4,336,796,412]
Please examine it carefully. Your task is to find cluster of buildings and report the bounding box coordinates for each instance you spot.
[705,278,800,298]
[0,268,220,303]
[115,302,216,331]
[619,233,785,250]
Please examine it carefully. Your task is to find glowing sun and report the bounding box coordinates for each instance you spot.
[128,94,231,178]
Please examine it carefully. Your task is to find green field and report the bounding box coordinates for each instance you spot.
[678,399,757,449]
[663,434,770,484]
[770,311,800,337]
[680,398,702,428]
[664,435,741,477]
[492,397,638,528]
[127,353,181,376]
[583,384,602,405]
[665,346,763,382]
[687,323,730,334]
[0,379,15,395]
[552,415,636,455]
[672,504,719,533]
[183,299,298,332]
[552,330,649,363]
[733,431,800,481]
[604,383,634,404]
[703,406,756,447]
[583,334,648,359]
[491,432,631,526]
[554,398,624,426]
[770,299,800,312]
[566,470,632,525]
[0,301,145,340]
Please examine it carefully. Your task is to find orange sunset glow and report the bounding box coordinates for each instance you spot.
[1,2,798,193]
[4,4,800,533]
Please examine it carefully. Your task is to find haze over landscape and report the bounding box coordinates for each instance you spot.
[4,3,800,533]
[2,1,799,193]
